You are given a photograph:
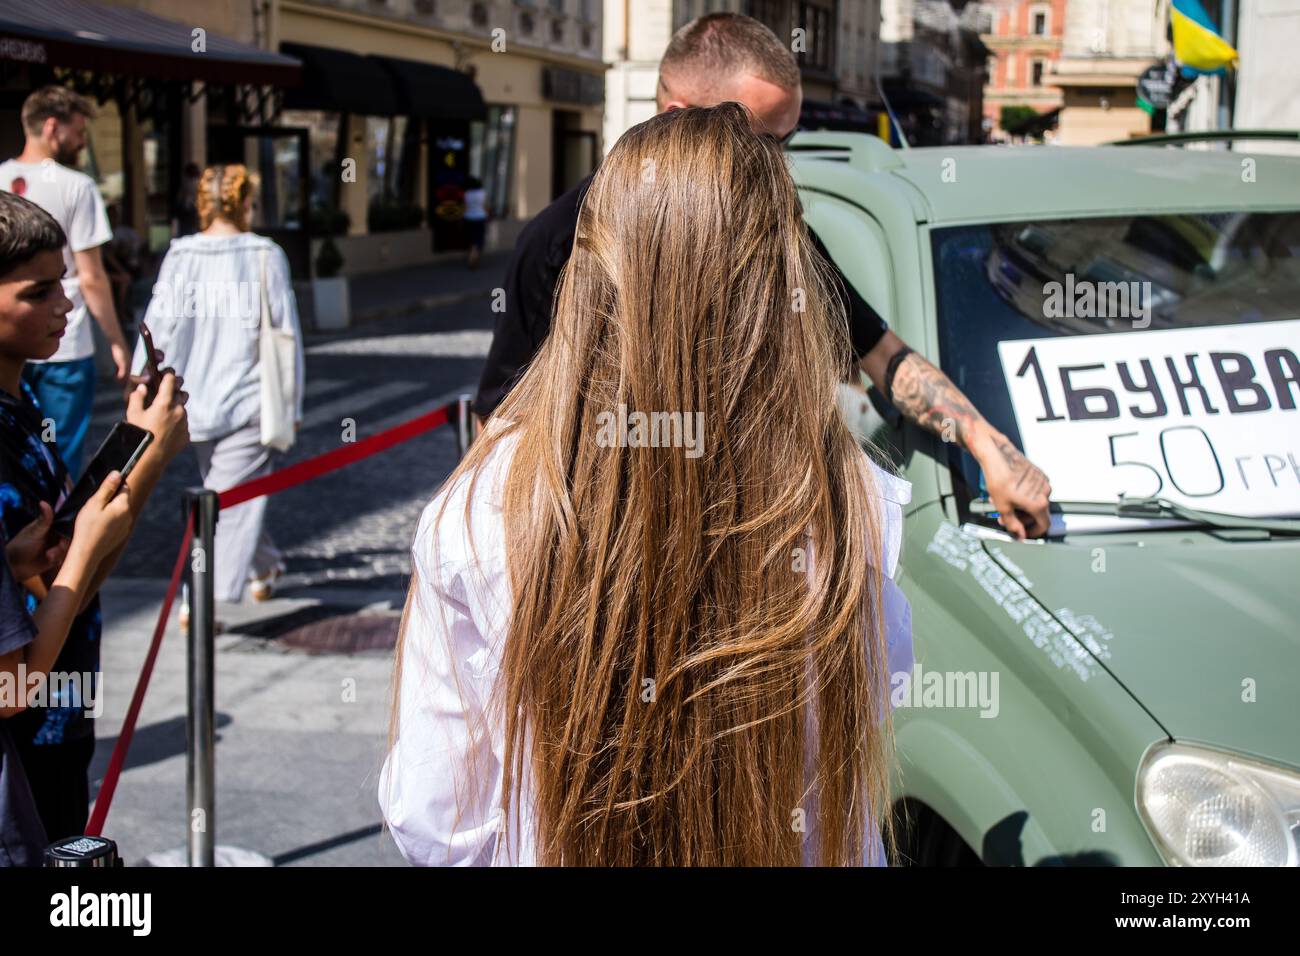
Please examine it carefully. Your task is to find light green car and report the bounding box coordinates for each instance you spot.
[790,131,1300,867]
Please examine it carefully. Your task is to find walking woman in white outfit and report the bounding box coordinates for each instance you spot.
[381,105,912,866]
[134,164,304,609]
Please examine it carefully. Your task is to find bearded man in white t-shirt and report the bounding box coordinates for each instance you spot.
[0,86,131,477]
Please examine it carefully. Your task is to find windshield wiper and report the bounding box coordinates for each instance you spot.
[1051,497,1300,536]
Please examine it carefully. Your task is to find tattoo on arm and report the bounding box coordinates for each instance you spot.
[888,351,982,450]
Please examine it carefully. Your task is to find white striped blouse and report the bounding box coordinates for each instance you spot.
[133,232,305,443]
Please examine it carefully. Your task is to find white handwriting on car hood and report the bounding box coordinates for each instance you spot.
[925,523,1114,681]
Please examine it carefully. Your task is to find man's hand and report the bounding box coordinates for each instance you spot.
[126,371,190,463]
[975,436,1052,539]
[863,331,1052,540]
[5,502,68,582]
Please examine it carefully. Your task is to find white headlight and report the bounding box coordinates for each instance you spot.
[1138,742,1300,867]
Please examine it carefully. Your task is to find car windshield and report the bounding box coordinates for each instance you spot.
[932,210,1300,520]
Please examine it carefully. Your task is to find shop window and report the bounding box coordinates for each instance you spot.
[469,105,517,220]
[282,109,342,214]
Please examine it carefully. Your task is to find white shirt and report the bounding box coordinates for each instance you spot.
[463,188,487,222]
[0,159,112,363]
[133,233,304,442]
[379,430,914,866]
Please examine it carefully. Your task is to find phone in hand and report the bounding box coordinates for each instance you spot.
[138,322,163,403]
[52,422,153,539]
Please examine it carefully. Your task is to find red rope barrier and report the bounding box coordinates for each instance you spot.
[86,400,458,834]
[218,403,452,509]
[86,514,193,837]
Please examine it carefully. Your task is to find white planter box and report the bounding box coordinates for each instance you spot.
[312,276,351,330]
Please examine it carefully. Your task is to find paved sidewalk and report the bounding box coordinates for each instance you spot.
[92,577,409,866]
[346,251,511,325]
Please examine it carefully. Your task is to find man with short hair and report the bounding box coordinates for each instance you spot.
[0,85,132,478]
[477,13,1053,539]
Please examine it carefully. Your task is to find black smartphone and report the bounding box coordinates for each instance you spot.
[138,322,162,402]
[52,422,153,539]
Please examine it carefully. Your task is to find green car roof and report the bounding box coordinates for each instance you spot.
[787,133,1300,225]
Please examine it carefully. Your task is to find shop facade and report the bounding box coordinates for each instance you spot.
[273,0,605,279]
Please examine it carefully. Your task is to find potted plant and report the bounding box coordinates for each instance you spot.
[311,205,350,330]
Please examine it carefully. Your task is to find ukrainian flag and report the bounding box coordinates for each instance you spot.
[1171,0,1239,74]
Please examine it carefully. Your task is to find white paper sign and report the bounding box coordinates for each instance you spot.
[997,320,1300,517]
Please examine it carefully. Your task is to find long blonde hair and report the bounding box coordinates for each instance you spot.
[395,103,893,866]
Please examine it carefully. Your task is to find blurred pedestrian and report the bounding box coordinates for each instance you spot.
[0,86,133,477]
[135,164,304,622]
[463,176,488,270]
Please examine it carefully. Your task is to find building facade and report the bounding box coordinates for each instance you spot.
[1,0,605,287]
[980,0,1065,139]
[605,0,885,150]
[1047,0,1167,144]
[274,0,605,276]
[879,0,991,144]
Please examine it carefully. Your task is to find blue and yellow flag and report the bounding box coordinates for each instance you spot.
[1171,0,1239,74]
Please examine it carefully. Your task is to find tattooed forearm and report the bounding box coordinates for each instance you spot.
[888,351,982,450]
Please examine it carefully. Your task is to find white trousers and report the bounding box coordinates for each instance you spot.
[191,420,282,603]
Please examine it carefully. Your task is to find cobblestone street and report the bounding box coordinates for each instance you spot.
[87,287,499,593]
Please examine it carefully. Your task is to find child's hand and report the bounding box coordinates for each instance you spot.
[122,346,163,403]
[5,502,68,581]
[70,471,133,563]
[126,371,190,462]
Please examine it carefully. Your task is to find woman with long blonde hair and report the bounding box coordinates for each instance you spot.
[381,103,912,866]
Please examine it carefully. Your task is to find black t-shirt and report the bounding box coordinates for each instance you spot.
[473,173,889,417]
[0,382,100,748]
[0,529,47,866]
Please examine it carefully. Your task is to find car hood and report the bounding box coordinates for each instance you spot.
[984,534,1300,772]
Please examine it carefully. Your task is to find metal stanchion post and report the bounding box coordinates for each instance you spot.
[456,393,473,459]
[143,494,272,868]
[186,487,218,868]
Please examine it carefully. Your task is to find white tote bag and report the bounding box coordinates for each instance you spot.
[259,246,297,452]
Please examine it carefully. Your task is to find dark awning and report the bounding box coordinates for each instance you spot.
[279,42,401,116]
[0,0,300,86]
[373,55,486,122]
